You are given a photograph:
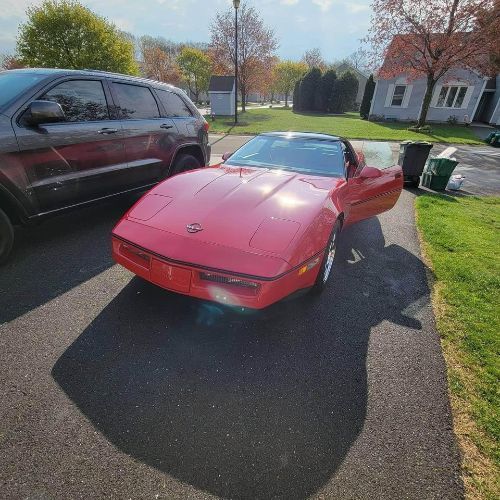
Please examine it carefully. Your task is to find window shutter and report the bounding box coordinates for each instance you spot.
[430,84,442,107]
[461,86,474,109]
[384,84,395,107]
[402,84,413,108]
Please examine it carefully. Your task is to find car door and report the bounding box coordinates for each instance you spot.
[12,78,127,212]
[344,140,402,224]
[110,81,177,187]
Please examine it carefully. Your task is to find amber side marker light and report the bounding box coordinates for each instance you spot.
[298,257,321,276]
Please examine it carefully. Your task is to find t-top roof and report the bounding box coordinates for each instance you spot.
[209,75,235,92]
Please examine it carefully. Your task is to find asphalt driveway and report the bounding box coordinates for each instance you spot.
[0,186,463,498]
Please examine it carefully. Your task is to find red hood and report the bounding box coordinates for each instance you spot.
[125,165,343,257]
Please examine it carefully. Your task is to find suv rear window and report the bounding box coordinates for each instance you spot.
[41,79,109,122]
[0,72,46,108]
[156,89,192,117]
[113,83,160,119]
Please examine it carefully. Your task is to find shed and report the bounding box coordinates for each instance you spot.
[208,76,235,116]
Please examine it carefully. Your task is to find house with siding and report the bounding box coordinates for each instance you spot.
[369,37,500,126]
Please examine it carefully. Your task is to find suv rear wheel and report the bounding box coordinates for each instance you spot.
[0,208,14,265]
[170,154,202,177]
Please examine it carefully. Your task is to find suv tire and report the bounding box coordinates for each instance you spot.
[170,154,202,177]
[0,208,14,265]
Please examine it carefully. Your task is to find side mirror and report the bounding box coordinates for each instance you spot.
[222,151,232,161]
[26,100,65,126]
[359,165,382,180]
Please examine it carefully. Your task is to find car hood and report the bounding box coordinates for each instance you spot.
[125,164,343,256]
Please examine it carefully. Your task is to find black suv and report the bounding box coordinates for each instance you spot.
[0,68,211,263]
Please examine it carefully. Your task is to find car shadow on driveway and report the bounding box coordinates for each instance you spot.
[0,194,140,324]
[52,217,427,499]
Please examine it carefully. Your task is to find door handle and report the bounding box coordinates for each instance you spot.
[97,128,118,135]
[395,172,402,179]
[160,123,174,129]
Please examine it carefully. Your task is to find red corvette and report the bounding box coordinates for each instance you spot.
[112,132,403,309]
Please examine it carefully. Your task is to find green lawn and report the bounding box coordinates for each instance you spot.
[206,108,482,144]
[415,195,500,499]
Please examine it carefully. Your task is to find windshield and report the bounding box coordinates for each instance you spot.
[0,72,47,109]
[225,135,345,177]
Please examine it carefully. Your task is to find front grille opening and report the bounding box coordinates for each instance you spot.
[199,272,259,289]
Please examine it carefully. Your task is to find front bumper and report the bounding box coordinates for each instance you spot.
[111,236,321,309]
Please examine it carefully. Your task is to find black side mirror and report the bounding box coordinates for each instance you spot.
[222,151,232,161]
[26,100,65,126]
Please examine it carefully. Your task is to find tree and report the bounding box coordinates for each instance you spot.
[210,2,278,112]
[339,71,359,112]
[301,48,326,71]
[299,67,322,111]
[360,74,376,119]
[347,47,369,72]
[177,47,212,103]
[1,54,24,70]
[366,0,500,126]
[320,69,338,113]
[292,80,301,111]
[273,60,307,107]
[141,46,181,85]
[16,0,138,75]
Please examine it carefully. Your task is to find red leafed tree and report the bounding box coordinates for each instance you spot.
[1,54,25,69]
[210,2,278,111]
[366,0,500,126]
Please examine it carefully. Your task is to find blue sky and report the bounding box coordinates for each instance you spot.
[0,0,372,61]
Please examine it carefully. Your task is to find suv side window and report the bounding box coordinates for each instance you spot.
[112,83,160,119]
[156,89,192,118]
[40,79,109,122]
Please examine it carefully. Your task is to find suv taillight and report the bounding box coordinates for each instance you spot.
[203,121,210,132]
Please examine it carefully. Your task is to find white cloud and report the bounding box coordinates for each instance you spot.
[345,2,370,13]
[114,17,134,31]
[280,0,299,5]
[312,0,333,12]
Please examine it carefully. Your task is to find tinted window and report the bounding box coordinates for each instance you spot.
[156,89,192,117]
[0,72,47,108]
[113,83,159,119]
[226,135,345,177]
[41,79,109,122]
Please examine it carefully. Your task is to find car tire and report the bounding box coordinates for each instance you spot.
[310,220,341,294]
[170,154,202,177]
[0,208,14,265]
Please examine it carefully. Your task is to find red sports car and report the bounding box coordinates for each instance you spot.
[112,132,403,309]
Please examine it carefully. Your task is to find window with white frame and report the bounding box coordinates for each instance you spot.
[435,85,468,108]
[391,85,407,106]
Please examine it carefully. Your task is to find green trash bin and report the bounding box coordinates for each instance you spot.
[421,172,450,190]
[488,131,500,147]
[425,157,459,176]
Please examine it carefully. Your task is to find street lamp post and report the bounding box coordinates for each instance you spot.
[233,0,240,124]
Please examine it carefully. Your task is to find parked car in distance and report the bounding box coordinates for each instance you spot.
[0,68,211,263]
[112,132,403,309]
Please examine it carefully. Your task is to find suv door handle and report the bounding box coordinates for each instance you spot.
[160,123,174,129]
[97,128,118,135]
